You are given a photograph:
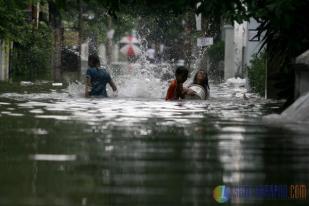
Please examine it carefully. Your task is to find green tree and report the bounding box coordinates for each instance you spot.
[0,0,29,42]
[247,52,266,96]
[11,23,53,81]
[207,41,225,82]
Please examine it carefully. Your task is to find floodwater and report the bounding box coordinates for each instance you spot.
[0,80,308,206]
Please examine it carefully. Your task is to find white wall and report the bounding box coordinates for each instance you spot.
[223,18,263,80]
[234,21,247,77]
[245,18,263,67]
[224,25,235,80]
[80,40,89,76]
[98,43,106,65]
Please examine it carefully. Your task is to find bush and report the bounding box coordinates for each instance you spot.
[207,40,225,81]
[247,52,266,96]
[11,23,53,81]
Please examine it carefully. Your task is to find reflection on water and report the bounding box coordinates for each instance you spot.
[0,82,308,206]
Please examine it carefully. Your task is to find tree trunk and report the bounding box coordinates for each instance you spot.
[52,28,63,81]
[48,1,63,81]
[106,15,113,65]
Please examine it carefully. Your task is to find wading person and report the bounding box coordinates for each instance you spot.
[85,54,117,97]
[186,69,210,99]
[165,66,189,100]
[193,70,209,90]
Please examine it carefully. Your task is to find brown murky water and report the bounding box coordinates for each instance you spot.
[0,83,308,206]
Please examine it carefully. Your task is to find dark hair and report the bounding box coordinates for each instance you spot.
[193,70,210,90]
[175,66,189,77]
[88,54,100,68]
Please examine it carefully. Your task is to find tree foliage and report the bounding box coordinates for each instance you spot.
[1,0,308,82]
[207,40,225,81]
[11,23,53,81]
[3,0,307,61]
[53,0,309,56]
[248,52,266,96]
[0,0,29,42]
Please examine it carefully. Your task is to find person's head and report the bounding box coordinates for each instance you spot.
[193,70,209,89]
[88,54,100,68]
[175,66,189,83]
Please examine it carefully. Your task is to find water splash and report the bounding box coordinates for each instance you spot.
[64,62,173,99]
[65,81,85,98]
[113,63,172,98]
[112,32,173,99]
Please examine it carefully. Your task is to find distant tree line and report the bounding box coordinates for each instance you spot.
[1,0,308,95]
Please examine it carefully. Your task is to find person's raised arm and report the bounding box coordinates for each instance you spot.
[106,71,117,92]
[109,80,117,92]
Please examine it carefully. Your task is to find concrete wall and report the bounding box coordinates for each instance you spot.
[295,67,309,99]
[245,18,263,67]
[223,18,263,81]
[223,25,235,80]
[80,40,89,77]
[295,50,309,99]
[234,21,247,77]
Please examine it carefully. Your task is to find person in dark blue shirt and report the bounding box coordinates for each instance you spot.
[85,54,117,97]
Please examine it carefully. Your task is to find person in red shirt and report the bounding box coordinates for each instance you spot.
[165,66,189,100]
